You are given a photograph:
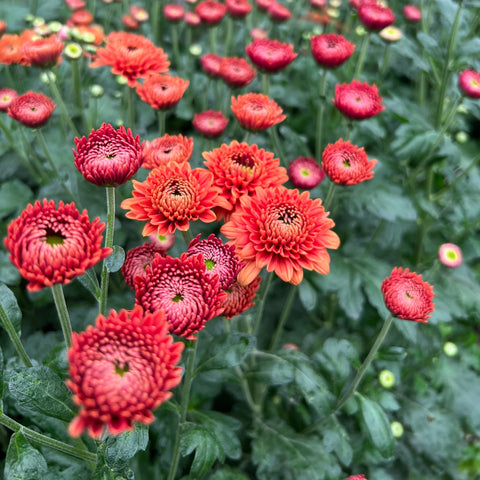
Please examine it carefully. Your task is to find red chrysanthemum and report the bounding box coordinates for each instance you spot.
[222,276,262,319]
[345,476,368,480]
[66,0,87,11]
[121,162,230,236]
[70,9,94,25]
[0,88,18,112]
[231,93,286,132]
[381,267,434,323]
[67,306,184,438]
[219,57,257,88]
[458,69,480,99]
[358,3,395,30]
[322,139,377,185]
[192,110,229,138]
[123,14,140,30]
[121,242,166,289]
[185,12,201,26]
[141,134,193,169]
[349,0,377,9]
[195,0,228,25]
[8,91,56,128]
[130,5,149,22]
[256,0,274,11]
[268,2,292,21]
[164,4,185,22]
[4,199,112,292]
[135,253,227,339]
[403,5,421,22]
[288,156,325,190]
[310,34,355,68]
[73,123,143,187]
[136,73,189,110]
[245,38,297,73]
[221,186,340,285]
[201,52,224,77]
[187,234,244,290]
[89,31,170,87]
[226,0,252,17]
[333,80,385,120]
[22,35,64,67]
[203,140,288,220]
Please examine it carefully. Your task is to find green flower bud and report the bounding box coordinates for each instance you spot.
[48,21,63,33]
[379,369,395,389]
[116,75,128,85]
[189,44,202,56]
[64,42,83,60]
[32,17,45,27]
[391,421,404,438]
[455,131,468,144]
[89,84,104,98]
[443,342,458,357]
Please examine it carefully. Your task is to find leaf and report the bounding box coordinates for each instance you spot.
[104,423,149,471]
[0,282,22,335]
[357,393,395,458]
[298,280,317,312]
[105,245,125,273]
[0,251,21,286]
[364,186,417,222]
[321,420,353,467]
[0,180,33,220]
[0,346,3,410]
[76,268,101,301]
[8,366,75,423]
[314,338,357,386]
[4,431,48,480]
[209,467,250,480]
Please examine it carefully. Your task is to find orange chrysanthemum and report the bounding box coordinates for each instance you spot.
[4,199,112,292]
[231,93,286,132]
[67,306,184,438]
[121,162,230,236]
[141,134,193,169]
[89,31,170,87]
[222,276,262,320]
[22,35,64,67]
[0,30,35,65]
[221,186,340,285]
[203,140,288,220]
[136,73,189,110]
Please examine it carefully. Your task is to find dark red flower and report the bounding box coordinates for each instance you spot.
[164,4,185,22]
[333,80,384,120]
[201,52,224,77]
[310,34,355,68]
[4,199,111,292]
[381,267,434,323]
[219,57,257,88]
[73,123,143,187]
[136,73,189,110]
[121,242,166,289]
[22,35,64,67]
[226,0,252,17]
[0,88,18,112]
[458,69,480,99]
[67,306,184,438]
[222,276,262,319]
[195,0,228,25]
[8,91,55,128]
[141,134,193,169]
[358,3,395,30]
[268,2,292,21]
[246,38,297,73]
[288,156,325,190]
[135,253,227,339]
[402,5,421,22]
[192,110,229,137]
[322,139,376,185]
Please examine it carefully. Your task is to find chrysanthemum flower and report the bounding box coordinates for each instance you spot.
[245,38,297,73]
[322,139,376,185]
[310,34,355,68]
[221,186,340,285]
[358,3,395,30]
[4,199,112,292]
[185,12,201,26]
[333,80,384,120]
[149,232,175,250]
[288,156,325,190]
[226,0,252,18]
[130,5,149,22]
[268,2,292,21]
[89,31,170,87]
[379,26,403,42]
[195,0,228,25]
[458,69,480,99]
[438,243,462,268]
[136,73,189,110]
[121,242,166,289]
[70,9,94,25]
[141,134,193,169]
[222,276,262,319]
[201,53,224,77]
[0,88,18,112]
[66,0,86,9]
[403,5,421,22]
[192,110,229,138]
[164,4,185,22]
[231,93,286,132]
[187,234,244,290]
[251,27,268,40]
[0,31,36,65]
[381,267,434,323]
[256,0,275,11]
[121,162,230,236]
[219,57,257,88]
[73,123,143,187]
[345,476,368,480]
[8,91,56,128]
[135,253,227,339]
[349,0,377,9]
[22,35,64,67]
[67,306,184,438]
[123,14,140,30]
[203,140,288,220]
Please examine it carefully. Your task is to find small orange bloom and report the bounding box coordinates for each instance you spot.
[136,73,189,110]
[22,35,64,67]
[0,30,36,65]
[142,134,193,169]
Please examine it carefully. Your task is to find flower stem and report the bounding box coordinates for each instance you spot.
[127,85,135,131]
[269,125,286,168]
[353,31,370,79]
[181,229,193,247]
[158,110,166,137]
[51,283,73,349]
[209,26,218,54]
[252,271,275,337]
[261,72,270,96]
[99,187,116,316]
[323,182,337,212]
[18,127,48,183]
[269,284,297,351]
[315,68,328,165]
[171,24,181,70]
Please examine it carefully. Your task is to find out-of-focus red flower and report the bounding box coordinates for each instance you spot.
[141,134,193,169]
[195,0,228,25]
[0,20,6,36]
[333,80,384,120]
[231,92,286,132]
[136,73,189,110]
[0,87,18,112]
[221,186,340,285]
[22,35,64,67]
[402,5,421,22]
[130,5,149,22]
[201,52,224,77]
[251,27,268,40]
[149,232,176,250]
[246,38,297,73]
[358,3,395,30]
[203,140,288,220]
[349,0,376,9]
[121,242,166,289]
[185,12,201,26]
[226,0,252,17]
[438,243,462,268]
[73,123,143,187]
[345,476,368,480]
[70,9,94,26]
[222,276,262,319]
[121,162,230,236]
[288,156,325,190]
[8,91,55,128]
[322,139,377,185]
[192,110,229,137]
[135,253,227,339]
[268,2,292,21]
[164,4,185,22]
[458,68,480,98]
[219,57,256,88]
[122,14,140,30]
[381,267,434,323]
[310,33,355,68]
[256,0,274,11]
[0,30,36,65]
[67,306,184,438]
[4,199,111,292]
[66,0,86,10]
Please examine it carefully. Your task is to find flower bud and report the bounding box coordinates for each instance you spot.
[379,369,395,388]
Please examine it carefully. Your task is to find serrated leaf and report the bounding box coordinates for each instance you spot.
[105,245,125,273]
[365,186,417,222]
[8,366,75,423]
[0,180,33,220]
[0,282,22,335]
[76,268,101,301]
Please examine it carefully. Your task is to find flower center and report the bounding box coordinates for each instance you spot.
[277,206,297,225]
[205,259,216,270]
[45,227,65,246]
[172,293,184,302]
[232,152,255,168]
[114,362,129,377]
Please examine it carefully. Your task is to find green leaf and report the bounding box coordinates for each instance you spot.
[4,431,48,480]
[76,268,101,301]
[104,423,149,471]
[209,467,250,480]
[0,282,22,334]
[298,280,317,312]
[321,420,353,467]
[105,245,125,273]
[0,251,21,286]
[8,366,76,423]
[180,422,225,478]
[364,185,417,222]
[0,346,3,410]
[0,180,33,220]
[357,393,395,458]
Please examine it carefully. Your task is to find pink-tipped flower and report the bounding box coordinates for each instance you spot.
[403,5,421,22]
[219,56,257,88]
[164,4,185,22]
[193,110,229,138]
[333,80,384,120]
[195,0,228,25]
[458,69,480,99]
[222,276,262,319]
[0,88,18,112]
[121,242,166,289]
[246,38,297,73]
[438,243,462,268]
[8,91,56,128]
[288,156,325,190]
[201,53,224,77]
[310,34,355,68]
[149,232,175,251]
[358,3,395,30]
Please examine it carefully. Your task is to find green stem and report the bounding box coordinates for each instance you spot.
[19,127,48,183]
[127,86,135,131]
[365,219,385,253]
[51,284,73,349]
[152,0,163,44]
[181,229,193,247]
[209,26,218,54]
[269,125,286,168]
[157,110,166,137]
[225,17,233,56]
[261,72,270,96]
[171,25,181,70]
[243,131,252,144]
[71,59,82,117]
[269,284,297,351]
[323,182,337,212]
[0,304,33,368]
[315,68,328,165]
[353,32,370,79]
[380,44,391,76]
[99,187,116,316]
[252,271,275,337]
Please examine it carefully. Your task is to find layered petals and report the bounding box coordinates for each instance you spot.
[333,80,384,120]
